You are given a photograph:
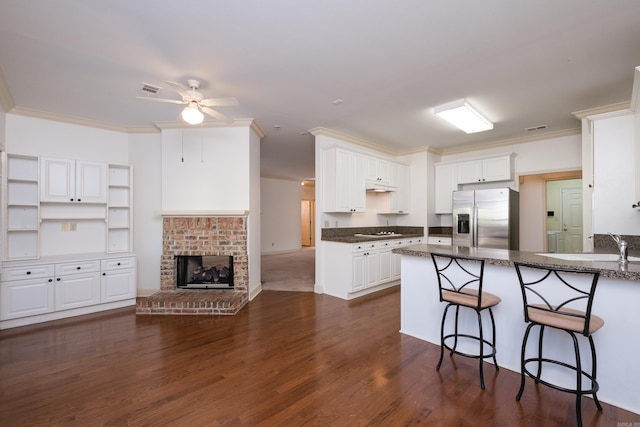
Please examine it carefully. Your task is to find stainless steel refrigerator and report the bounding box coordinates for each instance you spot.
[452,188,519,250]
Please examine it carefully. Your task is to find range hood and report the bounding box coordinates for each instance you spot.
[365,181,397,192]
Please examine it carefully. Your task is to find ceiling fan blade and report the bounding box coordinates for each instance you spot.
[165,80,191,101]
[136,96,185,105]
[201,106,233,124]
[200,97,239,107]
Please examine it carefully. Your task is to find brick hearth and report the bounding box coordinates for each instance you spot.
[136,216,249,315]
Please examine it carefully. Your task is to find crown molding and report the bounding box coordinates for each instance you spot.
[9,107,150,133]
[308,126,398,155]
[437,128,581,156]
[572,101,631,120]
[153,118,266,138]
[631,65,640,112]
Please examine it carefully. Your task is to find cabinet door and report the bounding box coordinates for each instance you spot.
[41,157,75,202]
[457,160,482,184]
[481,157,511,182]
[352,252,366,292]
[76,161,107,203]
[1,277,55,320]
[389,164,410,213]
[377,247,393,283]
[101,268,136,302]
[364,251,379,288]
[55,272,101,311]
[435,163,458,214]
[350,153,366,212]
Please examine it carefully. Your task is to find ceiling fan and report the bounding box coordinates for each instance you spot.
[137,79,239,125]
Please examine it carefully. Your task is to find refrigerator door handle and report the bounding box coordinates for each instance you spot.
[473,204,478,247]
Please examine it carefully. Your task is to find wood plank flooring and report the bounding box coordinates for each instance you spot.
[1,288,638,426]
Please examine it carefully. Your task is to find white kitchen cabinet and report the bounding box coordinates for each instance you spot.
[376,240,394,283]
[0,265,54,320]
[323,148,366,212]
[388,164,410,214]
[457,155,512,184]
[434,162,458,214]
[427,236,452,245]
[352,242,379,291]
[41,157,107,203]
[100,257,136,303]
[1,153,40,260]
[365,157,395,186]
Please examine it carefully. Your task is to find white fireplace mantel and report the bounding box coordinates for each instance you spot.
[159,210,249,217]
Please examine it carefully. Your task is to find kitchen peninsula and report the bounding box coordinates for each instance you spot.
[393,244,640,415]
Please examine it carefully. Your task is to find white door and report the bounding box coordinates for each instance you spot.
[561,188,583,253]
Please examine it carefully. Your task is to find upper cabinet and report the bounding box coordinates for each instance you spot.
[457,155,513,184]
[388,164,410,214]
[434,162,458,214]
[365,157,396,187]
[41,157,107,203]
[323,148,366,213]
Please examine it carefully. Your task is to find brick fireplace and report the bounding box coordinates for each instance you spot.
[136,215,249,315]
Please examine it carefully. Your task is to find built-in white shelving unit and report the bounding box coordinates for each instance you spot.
[2,154,40,260]
[107,164,132,253]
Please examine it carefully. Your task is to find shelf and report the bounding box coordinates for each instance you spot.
[7,178,38,184]
[7,228,39,232]
[41,217,106,221]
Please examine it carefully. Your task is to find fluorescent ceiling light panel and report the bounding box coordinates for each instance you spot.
[434,99,493,133]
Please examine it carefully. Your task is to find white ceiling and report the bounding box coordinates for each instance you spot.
[1,1,640,181]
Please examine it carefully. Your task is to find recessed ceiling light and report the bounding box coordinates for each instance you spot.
[273,125,281,130]
[332,99,344,106]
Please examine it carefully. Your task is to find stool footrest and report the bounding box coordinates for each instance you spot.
[523,358,600,395]
[443,333,497,360]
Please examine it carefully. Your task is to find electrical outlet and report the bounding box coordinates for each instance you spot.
[324,220,329,228]
[70,223,77,232]
[61,223,69,232]
[334,220,338,227]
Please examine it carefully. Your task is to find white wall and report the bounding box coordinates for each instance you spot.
[260,178,302,254]
[248,127,262,300]
[592,113,639,235]
[518,175,545,252]
[161,127,250,211]
[5,114,128,162]
[129,132,163,295]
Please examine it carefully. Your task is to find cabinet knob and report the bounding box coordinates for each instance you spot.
[48,279,53,282]
[76,266,81,270]
[117,262,121,266]
[102,273,106,276]
[26,271,31,275]
[77,198,82,202]
[56,278,61,281]
[70,198,74,201]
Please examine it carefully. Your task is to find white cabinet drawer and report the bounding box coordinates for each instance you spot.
[101,257,136,271]
[55,260,100,276]
[1,264,54,281]
[427,236,452,245]
[353,242,378,252]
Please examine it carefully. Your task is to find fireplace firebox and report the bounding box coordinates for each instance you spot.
[175,255,234,290]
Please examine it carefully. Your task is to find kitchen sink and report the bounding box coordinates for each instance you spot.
[537,253,640,262]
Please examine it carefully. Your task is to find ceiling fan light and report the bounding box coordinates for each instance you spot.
[181,102,204,125]
[434,99,493,133]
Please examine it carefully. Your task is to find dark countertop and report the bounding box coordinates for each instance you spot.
[322,233,424,244]
[392,244,640,281]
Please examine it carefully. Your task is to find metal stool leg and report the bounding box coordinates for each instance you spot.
[516,323,534,401]
[436,304,451,371]
[488,307,499,370]
[588,335,603,412]
[476,309,485,389]
[570,331,583,427]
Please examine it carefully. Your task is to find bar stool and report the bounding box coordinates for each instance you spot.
[513,262,604,427]
[431,253,501,389]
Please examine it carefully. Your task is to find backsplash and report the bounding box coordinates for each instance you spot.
[593,234,640,251]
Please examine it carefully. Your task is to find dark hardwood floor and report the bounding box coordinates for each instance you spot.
[1,288,637,426]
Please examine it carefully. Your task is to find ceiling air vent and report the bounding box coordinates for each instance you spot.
[525,124,548,132]
[138,82,162,96]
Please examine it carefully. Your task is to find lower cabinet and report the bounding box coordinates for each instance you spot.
[324,238,422,300]
[0,254,136,328]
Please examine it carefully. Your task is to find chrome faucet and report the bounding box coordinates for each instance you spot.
[609,233,628,263]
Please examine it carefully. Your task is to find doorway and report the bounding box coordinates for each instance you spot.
[518,171,582,252]
[301,200,315,246]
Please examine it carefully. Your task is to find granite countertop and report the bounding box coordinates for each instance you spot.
[392,244,640,282]
[323,233,424,244]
